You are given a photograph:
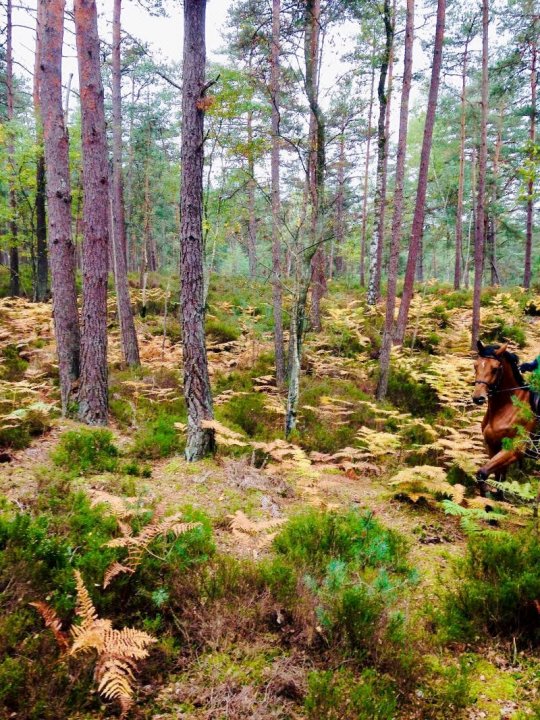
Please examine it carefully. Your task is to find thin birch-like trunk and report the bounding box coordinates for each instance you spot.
[367,0,394,305]
[7,0,20,297]
[34,0,48,302]
[454,31,472,289]
[360,51,376,287]
[270,0,285,386]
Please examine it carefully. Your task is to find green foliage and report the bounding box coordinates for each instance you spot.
[385,367,439,417]
[206,317,241,343]
[484,318,527,347]
[217,392,278,439]
[131,414,184,458]
[0,405,52,450]
[0,344,28,380]
[443,526,540,642]
[52,428,119,475]
[271,509,414,662]
[304,668,397,720]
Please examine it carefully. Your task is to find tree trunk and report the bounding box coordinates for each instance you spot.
[39,0,81,414]
[7,0,20,297]
[305,0,326,332]
[471,0,489,349]
[367,0,394,306]
[111,0,140,366]
[74,0,110,425]
[394,0,446,344]
[334,126,346,277]
[377,0,414,400]
[489,101,504,285]
[34,0,49,302]
[360,49,376,287]
[524,32,537,289]
[246,108,257,278]
[180,0,215,461]
[454,31,471,290]
[270,0,285,386]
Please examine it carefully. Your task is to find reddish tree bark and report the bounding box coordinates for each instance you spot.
[394,0,446,344]
[111,0,140,366]
[180,0,215,460]
[377,0,414,399]
[367,0,394,306]
[360,50,376,287]
[471,0,489,348]
[270,0,285,386]
[74,0,110,425]
[7,0,20,297]
[524,28,537,289]
[39,0,80,413]
[34,0,49,302]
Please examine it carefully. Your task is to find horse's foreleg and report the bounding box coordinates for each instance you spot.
[477,448,522,495]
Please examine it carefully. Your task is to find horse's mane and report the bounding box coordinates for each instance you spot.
[478,343,524,386]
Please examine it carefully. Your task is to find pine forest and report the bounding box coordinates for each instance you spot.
[1,0,540,717]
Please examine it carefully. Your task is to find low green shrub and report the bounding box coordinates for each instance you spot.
[217,392,278,439]
[442,526,540,642]
[0,344,29,380]
[484,318,526,348]
[385,367,439,417]
[131,414,184,458]
[271,509,414,662]
[206,317,241,343]
[305,668,397,720]
[52,428,119,475]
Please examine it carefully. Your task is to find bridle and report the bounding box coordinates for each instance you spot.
[474,357,503,395]
[474,355,530,396]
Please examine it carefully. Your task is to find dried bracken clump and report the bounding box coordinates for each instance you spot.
[103,509,201,587]
[31,570,156,718]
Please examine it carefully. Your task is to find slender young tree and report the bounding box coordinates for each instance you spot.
[454,18,476,289]
[34,1,48,302]
[305,0,326,331]
[367,0,394,306]
[270,0,286,386]
[394,0,446,344]
[111,0,140,366]
[7,0,20,297]
[360,48,376,287]
[180,0,215,460]
[471,0,489,348]
[74,0,110,425]
[39,0,81,414]
[377,0,414,399]
[524,5,537,289]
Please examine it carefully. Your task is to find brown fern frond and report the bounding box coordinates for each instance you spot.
[30,601,69,652]
[73,570,98,632]
[104,627,157,659]
[103,562,135,589]
[71,618,112,655]
[103,514,201,585]
[117,519,133,537]
[97,658,135,704]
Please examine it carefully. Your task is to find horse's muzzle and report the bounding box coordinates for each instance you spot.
[472,395,486,405]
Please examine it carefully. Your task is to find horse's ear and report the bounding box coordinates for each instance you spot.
[494,343,508,356]
[477,340,485,355]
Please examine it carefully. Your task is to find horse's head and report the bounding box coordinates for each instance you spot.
[472,340,507,405]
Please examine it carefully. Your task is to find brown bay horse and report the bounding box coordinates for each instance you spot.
[472,341,536,495]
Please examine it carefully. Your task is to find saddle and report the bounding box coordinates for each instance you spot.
[530,391,540,418]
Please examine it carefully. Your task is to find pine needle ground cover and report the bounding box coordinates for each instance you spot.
[1,281,540,718]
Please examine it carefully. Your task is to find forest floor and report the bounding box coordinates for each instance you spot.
[1,277,540,719]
